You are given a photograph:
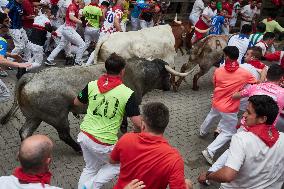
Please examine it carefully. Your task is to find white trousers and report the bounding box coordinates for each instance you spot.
[120,20,127,32]
[131,16,140,31]
[27,42,44,70]
[84,27,99,49]
[48,26,86,64]
[200,107,238,157]
[239,97,248,112]
[8,28,31,60]
[77,132,120,189]
[140,19,154,29]
[0,79,10,103]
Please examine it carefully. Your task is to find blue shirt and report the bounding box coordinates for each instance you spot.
[131,0,148,18]
[6,0,23,29]
[209,15,225,35]
[0,37,8,57]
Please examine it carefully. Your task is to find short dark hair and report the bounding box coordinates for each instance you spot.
[247,46,262,59]
[0,12,8,25]
[248,95,279,125]
[142,102,169,134]
[256,22,266,33]
[263,32,276,41]
[105,53,126,75]
[101,1,110,7]
[241,24,252,35]
[223,46,239,60]
[267,64,284,81]
[19,141,52,171]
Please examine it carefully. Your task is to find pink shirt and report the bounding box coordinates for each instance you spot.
[240,82,284,123]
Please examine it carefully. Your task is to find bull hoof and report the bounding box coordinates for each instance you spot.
[192,86,199,91]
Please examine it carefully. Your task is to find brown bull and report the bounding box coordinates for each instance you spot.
[173,35,229,91]
[170,20,195,55]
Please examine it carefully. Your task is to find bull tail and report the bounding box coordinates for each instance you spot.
[0,74,33,125]
[93,36,109,64]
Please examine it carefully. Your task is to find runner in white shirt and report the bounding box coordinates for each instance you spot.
[255,32,275,56]
[198,95,284,189]
[240,0,257,29]
[227,24,253,64]
[189,0,206,25]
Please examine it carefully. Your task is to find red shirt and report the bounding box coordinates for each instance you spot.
[65,3,79,28]
[111,132,187,189]
[22,0,35,28]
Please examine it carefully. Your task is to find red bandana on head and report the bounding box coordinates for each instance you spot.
[13,167,52,188]
[97,74,123,93]
[224,59,239,72]
[245,124,279,147]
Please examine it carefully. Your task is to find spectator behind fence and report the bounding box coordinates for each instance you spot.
[0,135,61,189]
[110,102,193,189]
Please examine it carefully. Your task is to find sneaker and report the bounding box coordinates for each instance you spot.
[0,70,8,77]
[202,149,214,165]
[44,60,56,66]
[199,130,207,137]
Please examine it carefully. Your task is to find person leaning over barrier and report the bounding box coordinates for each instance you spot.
[74,53,142,189]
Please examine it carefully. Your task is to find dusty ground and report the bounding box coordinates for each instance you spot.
[0,52,233,189]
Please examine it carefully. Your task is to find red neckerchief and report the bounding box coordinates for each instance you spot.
[245,124,279,148]
[89,2,99,7]
[267,18,273,22]
[97,74,123,93]
[50,0,59,5]
[13,167,52,188]
[248,59,265,69]
[224,59,239,72]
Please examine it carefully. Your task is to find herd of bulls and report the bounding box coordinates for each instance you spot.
[0,20,230,151]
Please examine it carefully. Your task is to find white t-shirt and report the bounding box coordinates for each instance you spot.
[0,175,62,189]
[255,41,268,56]
[189,0,204,25]
[0,0,8,12]
[201,6,217,26]
[227,34,251,64]
[221,132,284,189]
[241,4,257,22]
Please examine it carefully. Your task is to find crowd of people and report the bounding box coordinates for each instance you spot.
[1,0,284,188]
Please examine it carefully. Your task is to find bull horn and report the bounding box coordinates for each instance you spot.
[194,27,210,34]
[174,13,182,24]
[165,65,191,77]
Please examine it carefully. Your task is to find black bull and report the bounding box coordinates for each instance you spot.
[1,58,187,152]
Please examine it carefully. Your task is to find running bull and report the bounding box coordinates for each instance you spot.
[1,57,190,152]
[89,23,194,65]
